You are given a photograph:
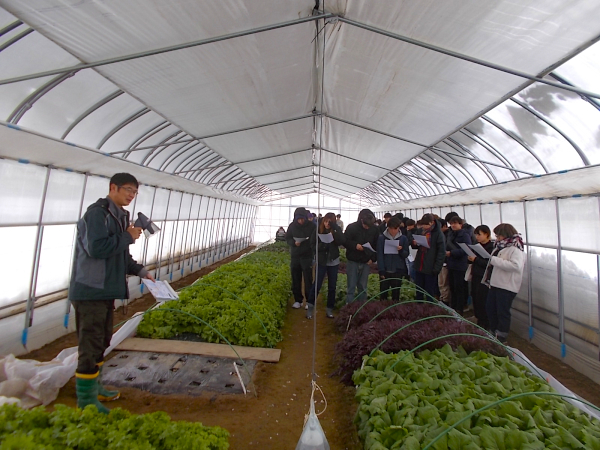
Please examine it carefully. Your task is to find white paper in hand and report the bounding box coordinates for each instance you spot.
[413,234,430,248]
[470,243,491,259]
[144,279,178,301]
[294,237,308,243]
[318,233,334,243]
[362,242,375,252]
[384,239,399,254]
[458,242,477,258]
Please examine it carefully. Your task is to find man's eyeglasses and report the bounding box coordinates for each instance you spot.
[119,186,138,196]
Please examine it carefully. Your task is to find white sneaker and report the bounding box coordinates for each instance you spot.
[292,302,302,309]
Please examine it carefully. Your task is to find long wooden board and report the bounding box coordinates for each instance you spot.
[114,337,281,363]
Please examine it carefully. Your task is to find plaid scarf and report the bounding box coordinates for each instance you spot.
[482,234,524,287]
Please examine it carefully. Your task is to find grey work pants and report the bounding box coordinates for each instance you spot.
[71,299,115,374]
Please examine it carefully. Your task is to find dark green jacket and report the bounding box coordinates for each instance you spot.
[69,197,146,300]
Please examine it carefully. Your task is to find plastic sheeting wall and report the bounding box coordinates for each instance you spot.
[253,193,364,243]
[396,197,600,366]
[0,158,256,355]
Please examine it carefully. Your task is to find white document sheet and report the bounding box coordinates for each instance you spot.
[143,279,179,300]
[293,237,308,243]
[413,234,430,248]
[362,242,375,252]
[384,239,400,254]
[470,243,491,259]
[318,233,334,243]
[458,242,477,258]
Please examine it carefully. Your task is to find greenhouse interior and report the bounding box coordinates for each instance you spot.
[2,1,600,449]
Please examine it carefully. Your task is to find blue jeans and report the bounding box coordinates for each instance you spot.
[414,271,438,301]
[346,260,371,303]
[486,286,516,338]
[308,264,339,309]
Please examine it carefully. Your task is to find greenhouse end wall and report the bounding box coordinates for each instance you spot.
[0,158,257,357]
[393,196,600,383]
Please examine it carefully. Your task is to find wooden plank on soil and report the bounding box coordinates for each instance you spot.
[114,337,281,362]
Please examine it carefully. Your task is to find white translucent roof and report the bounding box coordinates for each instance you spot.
[1,0,600,204]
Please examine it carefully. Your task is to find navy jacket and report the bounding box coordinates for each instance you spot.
[446,227,471,271]
[377,231,409,274]
[309,221,345,266]
[344,221,380,264]
[69,198,145,301]
[285,219,316,259]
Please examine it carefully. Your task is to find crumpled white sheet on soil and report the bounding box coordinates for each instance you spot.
[0,312,145,408]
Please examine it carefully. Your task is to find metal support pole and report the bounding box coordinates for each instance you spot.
[598,197,600,361]
[556,199,565,357]
[140,186,157,277]
[523,201,534,339]
[22,166,51,348]
[180,194,196,275]
[168,192,184,280]
[155,189,171,280]
[189,196,203,271]
[64,172,88,328]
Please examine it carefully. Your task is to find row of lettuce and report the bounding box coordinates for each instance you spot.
[137,241,291,347]
[0,243,292,449]
[332,283,600,449]
[0,404,228,450]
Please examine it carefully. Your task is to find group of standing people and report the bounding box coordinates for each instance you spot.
[285,208,382,319]
[406,212,525,343]
[285,207,525,344]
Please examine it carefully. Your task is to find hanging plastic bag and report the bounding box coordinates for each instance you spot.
[295,399,330,450]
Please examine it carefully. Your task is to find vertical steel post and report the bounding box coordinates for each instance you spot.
[597,197,600,360]
[168,191,183,280]
[181,194,196,275]
[209,198,219,263]
[523,201,534,339]
[64,172,88,328]
[22,166,51,348]
[556,198,565,357]
[155,189,171,280]
[141,186,157,268]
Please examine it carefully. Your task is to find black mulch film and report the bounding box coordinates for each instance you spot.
[102,351,257,395]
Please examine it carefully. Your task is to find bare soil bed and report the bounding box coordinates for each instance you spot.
[22,247,600,450]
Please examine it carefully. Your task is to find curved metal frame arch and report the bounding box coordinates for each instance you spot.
[170,144,209,174]
[397,164,453,193]
[384,171,430,197]
[417,153,464,189]
[441,139,499,184]
[407,159,459,191]
[60,90,123,140]
[97,107,150,149]
[8,71,77,124]
[158,140,206,172]
[123,120,170,156]
[455,129,521,177]
[390,169,442,196]
[185,155,224,181]
[510,97,590,166]
[428,148,481,188]
[479,116,550,173]
[141,131,186,165]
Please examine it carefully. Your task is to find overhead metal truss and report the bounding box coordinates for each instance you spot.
[1,8,599,204]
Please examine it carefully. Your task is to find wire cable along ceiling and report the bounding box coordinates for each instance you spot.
[1,1,600,204]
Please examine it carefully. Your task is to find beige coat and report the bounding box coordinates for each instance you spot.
[489,246,525,294]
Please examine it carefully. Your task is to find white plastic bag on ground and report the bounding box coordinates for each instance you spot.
[295,400,330,450]
[0,311,146,409]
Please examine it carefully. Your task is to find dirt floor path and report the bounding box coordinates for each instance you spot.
[22,247,600,450]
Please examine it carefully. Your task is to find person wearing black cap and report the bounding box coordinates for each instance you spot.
[343,209,379,303]
[285,207,317,309]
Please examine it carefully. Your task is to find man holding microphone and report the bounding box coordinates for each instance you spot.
[69,173,154,413]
